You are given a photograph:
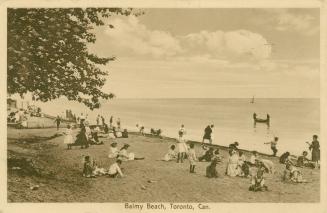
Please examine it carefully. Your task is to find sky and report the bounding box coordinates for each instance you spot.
[88,8,320,98]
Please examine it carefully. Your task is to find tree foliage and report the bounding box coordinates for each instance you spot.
[8,8,135,109]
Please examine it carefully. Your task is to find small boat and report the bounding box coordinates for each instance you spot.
[253,113,270,126]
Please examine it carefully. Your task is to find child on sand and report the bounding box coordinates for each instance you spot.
[264,137,278,157]
[237,151,249,177]
[249,168,268,192]
[249,151,258,166]
[162,145,177,161]
[108,159,125,178]
[64,125,74,149]
[177,125,188,163]
[283,163,307,183]
[108,142,119,158]
[296,151,315,168]
[188,143,197,173]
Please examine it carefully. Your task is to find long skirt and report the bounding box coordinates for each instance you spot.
[312,149,320,161]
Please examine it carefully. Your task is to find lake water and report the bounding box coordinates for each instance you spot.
[39,98,320,156]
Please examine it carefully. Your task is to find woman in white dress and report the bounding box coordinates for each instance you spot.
[177,124,188,163]
[226,150,239,177]
[64,125,74,149]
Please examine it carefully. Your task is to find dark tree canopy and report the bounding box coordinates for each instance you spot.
[8,8,135,109]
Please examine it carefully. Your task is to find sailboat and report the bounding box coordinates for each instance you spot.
[250,96,255,104]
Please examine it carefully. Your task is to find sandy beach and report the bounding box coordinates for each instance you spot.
[7,127,320,203]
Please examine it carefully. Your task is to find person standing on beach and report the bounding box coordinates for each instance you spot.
[177,124,187,163]
[109,116,113,127]
[96,115,101,126]
[307,135,320,169]
[202,124,214,144]
[117,118,121,129]
[101,116,105,126]
[188,143,197,173]
[54,116,61,131]
[79,113,86,127]
[264,137,278,157]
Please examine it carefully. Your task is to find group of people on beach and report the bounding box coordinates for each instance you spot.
[62,116,320,192]
[63,114,129,149]
[161,124,320,191]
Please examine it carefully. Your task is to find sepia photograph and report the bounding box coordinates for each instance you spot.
[2,1,326,210]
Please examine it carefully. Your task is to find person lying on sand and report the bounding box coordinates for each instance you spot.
[249,168,268,192]
[108,159,125,178]
[283,162,307,183]
[118,144,145,161]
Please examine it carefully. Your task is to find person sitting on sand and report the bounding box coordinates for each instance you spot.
[229,141,239,151]
[212,149,222,162]
[83,156,95,178]
[249,151,258,166]
[264,137,278,157]
[279,151,291,164]
[108,159,125,178]
[206,158,219,178]
[90,128,103,145]
[188,143,197,173]
[249,168,268,192]
[162,144,177,161]
[226,149,240,177]
[198,147,214,162]
[237,151,248,177]
[64,125,74,149]
[118,144,145,161]
[297,151,315,168]
[258,159,275,174]
[108,142,119,158]
[283,162,307,183]
[201,145,209,156]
